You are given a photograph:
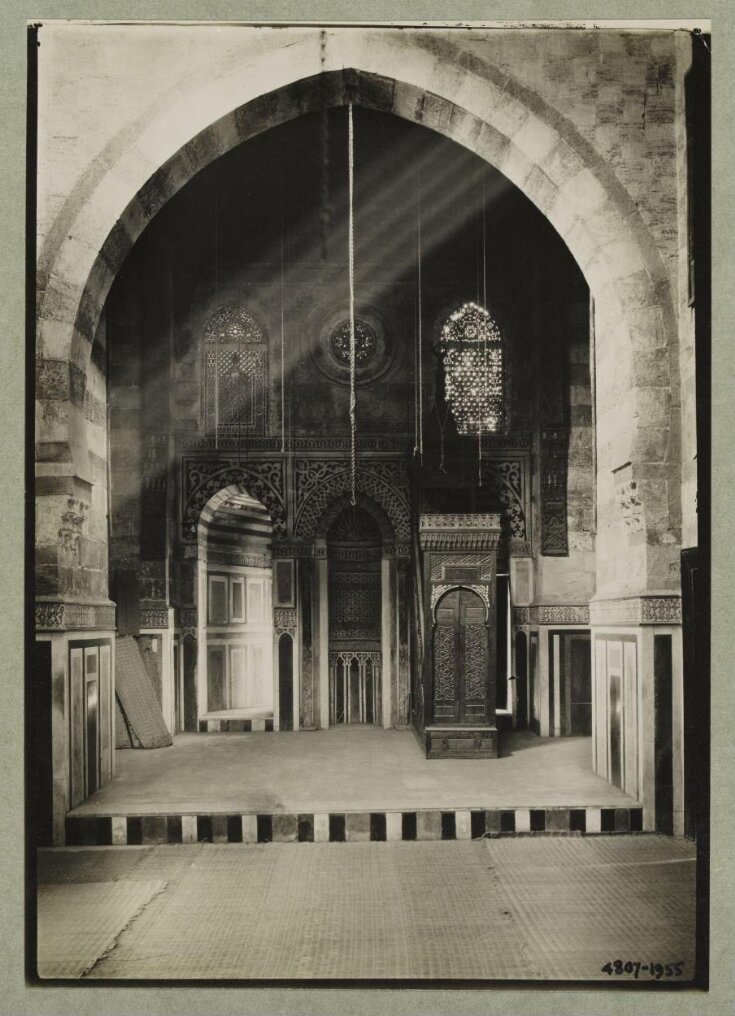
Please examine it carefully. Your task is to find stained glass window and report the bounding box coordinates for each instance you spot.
[439,302,504,435]
[203,305,267,436]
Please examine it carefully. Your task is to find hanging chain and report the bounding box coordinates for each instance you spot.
[416,172,424,465]
[434,403,449,473]
[280,143,286,455]
[478,171,488,488]
[348,103,357,506]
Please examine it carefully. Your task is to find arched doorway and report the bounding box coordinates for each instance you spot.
[432,588,492,726]
[197,486,274,722]
[327,504,383,726]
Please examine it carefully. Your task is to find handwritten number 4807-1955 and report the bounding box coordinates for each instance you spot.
[601,960,684,979]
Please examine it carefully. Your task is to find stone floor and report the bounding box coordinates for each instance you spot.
[70,728,635,817]
[36,836,697,981]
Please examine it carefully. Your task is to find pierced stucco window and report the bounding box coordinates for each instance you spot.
[203,304,267,436]
[439,301,504,435]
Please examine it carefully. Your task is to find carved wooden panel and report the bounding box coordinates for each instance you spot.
[464,624,488,701]
[434,625,457,704]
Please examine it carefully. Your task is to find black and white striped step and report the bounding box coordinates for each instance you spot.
[65,806,644,846]
[198,718,275,733]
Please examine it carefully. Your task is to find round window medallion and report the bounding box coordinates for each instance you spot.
[329,320,378,366]
[312,308,393,386]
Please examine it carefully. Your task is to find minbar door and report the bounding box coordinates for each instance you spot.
[433,588,490,725]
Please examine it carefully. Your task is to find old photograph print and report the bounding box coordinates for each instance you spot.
[30,19,710,987]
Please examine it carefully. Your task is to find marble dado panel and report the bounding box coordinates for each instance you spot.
[36,600,116,632]
[589,596,682,626]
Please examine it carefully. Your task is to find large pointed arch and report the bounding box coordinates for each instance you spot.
[36,27,683,600]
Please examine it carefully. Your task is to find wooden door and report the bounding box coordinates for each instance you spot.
[514,631,528,729]
[278,634,294,730]
[433,588,489,725]
[569,636,592,734]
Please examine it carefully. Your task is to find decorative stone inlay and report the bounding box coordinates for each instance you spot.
[139,608,170,629]
[430,554,495,581]
[536,604,590,625]
[35,601,116,632]
[294,459,410,541]
[177,607,198,630]
[274,607,297,632]
[541,428,569,556]
[590,596,682,626]
[176,435,411,452]
[510,541,532,558]
[58,497,88,562]
[616,479,645,533]
[272,541,314,559]
[419,514,502,552]
[301,647,314,728]
[206,548,272,568]
[431,584,490,617]
[421,514,501,530]
[511,604,589,625]
[481,458,528,541]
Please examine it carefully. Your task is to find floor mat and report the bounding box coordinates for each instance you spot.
[115,636,172,749]
[37,880,165,978]
[89,842,535,980]
[37,847,151,884]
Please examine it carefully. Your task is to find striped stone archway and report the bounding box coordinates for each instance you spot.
[36,26,682,605]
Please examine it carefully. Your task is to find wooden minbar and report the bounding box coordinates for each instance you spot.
[417,514,502,759]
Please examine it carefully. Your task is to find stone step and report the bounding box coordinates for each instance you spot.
[197,717,275,733]
[65,805,644,846]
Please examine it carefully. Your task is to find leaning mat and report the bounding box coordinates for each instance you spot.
[115,635,172,749]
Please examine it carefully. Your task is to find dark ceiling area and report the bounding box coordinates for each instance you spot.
[130,105,588,328]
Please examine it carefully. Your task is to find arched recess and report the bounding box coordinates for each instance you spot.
[36,31,682,601]
[315,491,396,546]
[312,492,398,730]
[196,482,274,724]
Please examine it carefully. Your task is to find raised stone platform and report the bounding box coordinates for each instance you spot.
[66,728,640,845]
[66,803,643,846]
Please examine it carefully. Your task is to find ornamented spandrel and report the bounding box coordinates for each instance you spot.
[294,459,410,540]
[182,458,286,540]
[434,625,457,703]
[464,623,488,701]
